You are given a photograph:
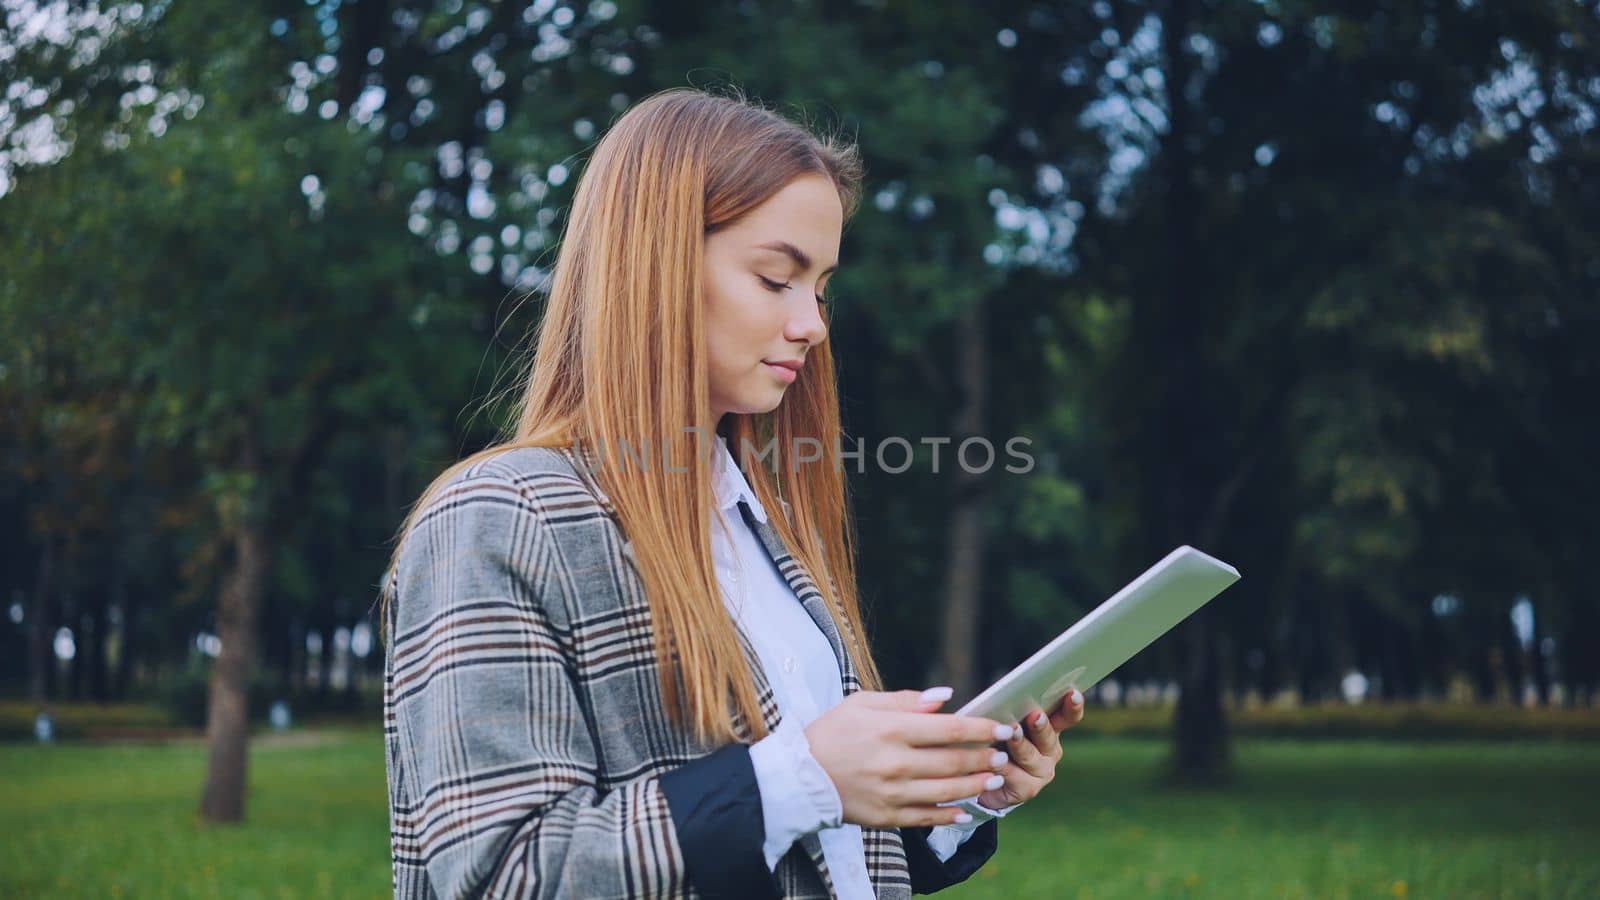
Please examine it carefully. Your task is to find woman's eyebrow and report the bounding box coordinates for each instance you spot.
[754,240,838,276]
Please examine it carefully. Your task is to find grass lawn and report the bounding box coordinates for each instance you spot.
[952,739,1600,900]
[2,731,1596,899]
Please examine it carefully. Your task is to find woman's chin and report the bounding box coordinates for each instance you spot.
[732,390,787,416]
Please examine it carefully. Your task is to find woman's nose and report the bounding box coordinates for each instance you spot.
[785,294,828,347]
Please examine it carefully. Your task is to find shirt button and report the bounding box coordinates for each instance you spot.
[783,656,796,673]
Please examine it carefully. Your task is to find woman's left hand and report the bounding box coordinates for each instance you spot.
[975,689,1085,809]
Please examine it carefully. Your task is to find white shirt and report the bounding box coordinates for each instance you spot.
[706,435,1012,894]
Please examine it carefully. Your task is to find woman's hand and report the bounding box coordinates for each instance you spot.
[974,689,1085,809]
[803,689,1017,828]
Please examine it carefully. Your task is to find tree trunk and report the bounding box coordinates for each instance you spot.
[937,302,989,704]
[318,623,333,698]
[1471,645,1496,702]
[1499,607,1526,704]
[1154,0,1231,784]
[65,593,83,702]
[87,589,110,702]
[288,619,305,694]
[199,432,271,825]
[1558,575,1596,708]
[1173,607,1227,778]
[114,582,137,702]
[28,536,56,705]
[1530,616,1550,706]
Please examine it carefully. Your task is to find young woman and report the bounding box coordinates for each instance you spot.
[380,88,1085,900]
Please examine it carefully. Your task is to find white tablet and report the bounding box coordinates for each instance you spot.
[955,545,1241,726]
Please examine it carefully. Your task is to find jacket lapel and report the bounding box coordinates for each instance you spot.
[728,627,783,744]
[737,499,858,896]
[736,501,854,692]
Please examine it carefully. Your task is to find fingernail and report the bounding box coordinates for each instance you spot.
[1033,712,1048,728]
[984,774,1005,791]
[992,724,1014,741]
[953,811,973,824]
[919,686,954,705]
[1069,689,1083,705]
[990,750,1008,769]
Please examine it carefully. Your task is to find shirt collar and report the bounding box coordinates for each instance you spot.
[711,434,769,524]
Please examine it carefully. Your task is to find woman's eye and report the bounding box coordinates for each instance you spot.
[758,274,829,307]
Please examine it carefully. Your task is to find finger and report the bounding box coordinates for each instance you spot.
[980,763,1043,808]
[897,746,1010,778]
[854,689,952,712]
[1021,705,1062,759]
[895,771,1008,807]
[896,713,1016,747]
[1005,719,1047,771]
[891,805,977,828]
[1048,689,1086,732]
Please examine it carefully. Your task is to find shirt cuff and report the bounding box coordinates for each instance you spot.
[748,717,844,870]
[926,796,1019,862]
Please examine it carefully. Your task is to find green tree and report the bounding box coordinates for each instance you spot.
[2,1,479,820]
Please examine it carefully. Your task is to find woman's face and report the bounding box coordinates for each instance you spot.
[703,173,841,423]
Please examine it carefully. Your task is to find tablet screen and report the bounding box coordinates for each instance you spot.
[955,545,1241,726]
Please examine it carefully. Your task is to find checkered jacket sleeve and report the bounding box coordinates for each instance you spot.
[385,468,773,899]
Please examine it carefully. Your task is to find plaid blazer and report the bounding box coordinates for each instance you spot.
[383,445,996,899]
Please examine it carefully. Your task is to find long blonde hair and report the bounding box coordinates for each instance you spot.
[380,87,882,744]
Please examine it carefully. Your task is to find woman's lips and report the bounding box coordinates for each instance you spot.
[763,361,799,384]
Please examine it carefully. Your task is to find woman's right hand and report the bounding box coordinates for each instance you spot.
[802,688,1015,828]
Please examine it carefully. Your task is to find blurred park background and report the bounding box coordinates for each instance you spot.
[2,0,1599,897]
